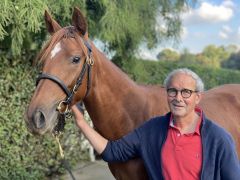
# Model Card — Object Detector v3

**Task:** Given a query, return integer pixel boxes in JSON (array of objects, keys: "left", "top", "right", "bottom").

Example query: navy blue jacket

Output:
[{"left": 101, "top": 112, "right": 240, "bottom": 180}]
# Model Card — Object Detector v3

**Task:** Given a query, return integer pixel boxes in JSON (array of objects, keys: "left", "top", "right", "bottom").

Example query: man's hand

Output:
[
  {"left": 71, "top": 104, "right": 85, "bottom": 128},
  {"left": 71, "top": 103, "right": 108, "bottom": 154}
]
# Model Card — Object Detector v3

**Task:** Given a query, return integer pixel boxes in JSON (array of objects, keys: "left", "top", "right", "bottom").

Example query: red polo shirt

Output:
[{"left": 161, "top": 107, "right": 203, "bottom": 180}]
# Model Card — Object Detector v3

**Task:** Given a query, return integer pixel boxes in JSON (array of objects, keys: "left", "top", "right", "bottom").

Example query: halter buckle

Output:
[
  {"left": 86, "top": 55, "right": 94, "bottom": 66},
  {"left": 73, "top": 84, "right": 78, "bottom": 94}
]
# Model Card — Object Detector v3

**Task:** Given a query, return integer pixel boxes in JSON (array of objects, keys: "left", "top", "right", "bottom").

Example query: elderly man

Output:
[{"left": 72, "top": 68, "right": 240, "bottom": 180}]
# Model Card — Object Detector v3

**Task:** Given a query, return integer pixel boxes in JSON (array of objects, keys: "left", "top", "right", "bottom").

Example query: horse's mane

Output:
[{"left": 36, "top": 26, "right": 80, "bottom": 65}]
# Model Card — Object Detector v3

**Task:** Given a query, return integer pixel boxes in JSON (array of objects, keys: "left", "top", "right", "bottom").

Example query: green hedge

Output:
[
  {"left": 1, "top": 56, "right": 240, "bottom": 179},
  {"left": 122, "top": 58, "right": 240, "bottom": 89}
]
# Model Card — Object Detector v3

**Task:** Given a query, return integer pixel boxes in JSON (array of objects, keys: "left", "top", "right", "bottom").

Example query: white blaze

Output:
[{"left": 50, "top": 42, "right": 61, "bottom": 59}]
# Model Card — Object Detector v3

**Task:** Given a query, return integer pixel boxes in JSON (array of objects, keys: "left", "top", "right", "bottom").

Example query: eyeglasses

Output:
[{"left": 167, "top": 88, "right": 198, "bottom": 98}]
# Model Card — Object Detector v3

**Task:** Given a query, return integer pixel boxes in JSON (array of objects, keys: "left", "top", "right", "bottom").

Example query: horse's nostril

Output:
[{"left": 33, "top": 110, "right": 46, "bottom": 129}]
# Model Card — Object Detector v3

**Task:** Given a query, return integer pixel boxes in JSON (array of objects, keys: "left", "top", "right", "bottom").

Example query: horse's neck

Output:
[
  {"left": 89, "top": 47, "right": 136, "bottom": 93},
  {"left": 84, "top": 46, "right": 167, "bottom": 139}
]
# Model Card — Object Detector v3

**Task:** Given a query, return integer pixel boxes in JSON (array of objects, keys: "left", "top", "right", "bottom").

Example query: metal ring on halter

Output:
[
  {"left": 73, "top": 84, "right": 79, "bottom": 94},
  {"left": 57, "top": 100, "right": 69, "bottom": 114},
  {"left": 87, "top": 56, "right": 94, "bottom": 66}
]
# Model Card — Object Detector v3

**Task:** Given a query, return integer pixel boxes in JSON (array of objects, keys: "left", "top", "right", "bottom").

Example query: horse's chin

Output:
[{"left": 46, "top": 112, "right": 59, "bottom": 134}]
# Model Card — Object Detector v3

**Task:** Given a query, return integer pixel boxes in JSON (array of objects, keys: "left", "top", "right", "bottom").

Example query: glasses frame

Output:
[{"left": 167, "top": 88, "right": 198, "bottom": 98}]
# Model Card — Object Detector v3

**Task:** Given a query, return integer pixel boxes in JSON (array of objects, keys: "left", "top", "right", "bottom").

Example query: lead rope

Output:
[
  {"left": 55, "top": 133, "right": 64, "bottom": 158},
  {"left": 53, "top": 113, "right": 76, "bottom": 180},
  {"left": 53, "top": 133, "right": 76, "bottom": 180}
]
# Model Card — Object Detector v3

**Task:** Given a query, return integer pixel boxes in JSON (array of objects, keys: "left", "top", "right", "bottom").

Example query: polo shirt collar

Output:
[{"left": 169, "top": 107, "right": 203, "bottom": 135}]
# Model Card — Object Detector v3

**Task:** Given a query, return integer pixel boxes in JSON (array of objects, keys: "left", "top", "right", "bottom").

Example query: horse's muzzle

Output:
[
  {"left": 26, "top": 104, "right": 60, "bottom": 135},
  {"left": 32, "top": 109, "right": 46, "bottom": 129}
]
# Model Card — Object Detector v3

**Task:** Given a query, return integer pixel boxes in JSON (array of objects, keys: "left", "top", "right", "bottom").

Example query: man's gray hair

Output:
[{"left": 163, "top": 68, "right": 204, "bottom": 92}]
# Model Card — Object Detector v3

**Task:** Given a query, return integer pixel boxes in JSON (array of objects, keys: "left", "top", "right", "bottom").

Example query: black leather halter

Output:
[{"left": 36, "top": 40, "right": 94, "bottom": 114}]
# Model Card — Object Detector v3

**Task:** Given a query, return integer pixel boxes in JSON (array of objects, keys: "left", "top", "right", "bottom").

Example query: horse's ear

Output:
[
  {"left": 44, "top": 10, "right": 61, "bottom": 35},
  {"left": 72, "top": 7, "right": 87, "bottom": 36}
]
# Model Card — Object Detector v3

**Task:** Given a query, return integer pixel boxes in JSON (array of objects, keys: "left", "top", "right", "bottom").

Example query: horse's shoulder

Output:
[
  {"left": 202, "top": 84, "right": 240, "bottom": 105},
  {"left": 206, "top": 84, "right": 240, "bottom": 95}
]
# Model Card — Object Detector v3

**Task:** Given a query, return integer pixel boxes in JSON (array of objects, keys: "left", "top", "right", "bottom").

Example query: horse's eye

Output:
[{"left": 72, "top": 56, "right": 81, "bottom": 64}]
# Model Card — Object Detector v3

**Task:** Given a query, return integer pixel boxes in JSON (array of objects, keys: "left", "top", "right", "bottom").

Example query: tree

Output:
[
  {"left": 199, "top": 45, "right": 230, "bottom": 68},
  {"left": 225, "top": 44, "right": 239, "bottom": 54},
  {"left": 157, "top": 48, "right": 180, "bottom": 61},
  {"left": 0, "top": 0, "right": 196, "bottom": 64},
  {"left": 179, "top": 48, "right": 196, "bottom": 64},
  {"left": 222, "top": 51, "right": 240, "bottom": 70},
  {"left": 0, "top": 0, "right": 86, "bottom": 60}
]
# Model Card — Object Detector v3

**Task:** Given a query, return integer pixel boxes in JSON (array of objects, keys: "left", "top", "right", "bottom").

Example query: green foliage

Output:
[
  {"left": 0, "top": 0, "right": 13, "bottom": 40},
  {"left": 123, "top": 58, "right": 240, "bottom": 90},
  {"left": 157, "top": 45, "right": 238, "bottom": 70},
  {"left": 0, "top": 0, "right": 195, "bottom": 63},
  {"left": 157, "top": 48, "right": 180, "bottom": 61},
  {"left": 103, "top": 0, "right": 196, "bottom": 60},
  {"left": 222, "top": 51, "right": 240, "bottom": 70},
  {"left": 178, "top": 48, "right": 197, "bottom": 64},
  {"left": 0, "top": 55, "right": 90, "bottom": 179},
  {"left": 199, "top": 45, "right": 230, "bottom": 68},
  {"left": 0, "top": 0, "right": 85, "bottom": 59}
]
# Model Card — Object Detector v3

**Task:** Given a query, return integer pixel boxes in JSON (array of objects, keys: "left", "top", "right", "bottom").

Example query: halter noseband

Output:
[{"left": 36, "top": 40, "right": 94, "bottom": 114}]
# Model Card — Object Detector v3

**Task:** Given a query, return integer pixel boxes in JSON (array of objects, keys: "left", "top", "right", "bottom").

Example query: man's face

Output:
[{"left": 167, "top": 73, "right": 202, "bottom": 119}]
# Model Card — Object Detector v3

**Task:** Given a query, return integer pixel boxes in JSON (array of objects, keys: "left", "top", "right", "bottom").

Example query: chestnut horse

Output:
[{"left": 26, "top": 7, "right": 240, "bottom": 180}]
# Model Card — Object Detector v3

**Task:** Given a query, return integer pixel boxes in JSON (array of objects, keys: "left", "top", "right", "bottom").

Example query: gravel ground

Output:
[{"left": 50, "top": 160, "right": 115, "bottom": 180}]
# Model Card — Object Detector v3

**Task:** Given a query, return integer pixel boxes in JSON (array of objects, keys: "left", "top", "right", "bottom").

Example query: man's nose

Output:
[{"left": 175, "top": 91, "right": 183, "bottom": 101}]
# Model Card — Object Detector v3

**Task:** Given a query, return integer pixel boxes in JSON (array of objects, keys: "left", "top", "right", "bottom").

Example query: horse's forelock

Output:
[{"left": 36, "top": 26, "right": 79, "bottom": 65}]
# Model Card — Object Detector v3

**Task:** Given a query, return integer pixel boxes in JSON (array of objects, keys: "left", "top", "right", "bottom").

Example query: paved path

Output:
[{"left": 52, "top": 160, "right": 115, "bottom": 180}]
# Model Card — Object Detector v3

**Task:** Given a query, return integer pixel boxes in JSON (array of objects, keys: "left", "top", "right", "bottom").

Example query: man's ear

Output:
[
  {"left": 195, "top": 92, "right": 202, "bottom": 105},
  {"left": 44, "top": 10, "right": 62, "bottom": 35}
]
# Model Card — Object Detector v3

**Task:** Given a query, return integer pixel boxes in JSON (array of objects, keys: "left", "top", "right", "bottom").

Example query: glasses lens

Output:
[
  {"left": 181, "top": 89, "right": 192, "bottom": 98},
  {"left": 167, "top": 88, "right": 177, "bottom": 97}
]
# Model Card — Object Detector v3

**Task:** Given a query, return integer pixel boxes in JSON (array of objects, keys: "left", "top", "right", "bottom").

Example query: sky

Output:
[{"left": 138, "top": 0, "right": 240, "bottom": 60}]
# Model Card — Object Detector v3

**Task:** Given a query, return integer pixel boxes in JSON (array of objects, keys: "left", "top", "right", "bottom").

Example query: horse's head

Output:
[{"left": 26, "top": 7, "right": 93, "bottom": 135}]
